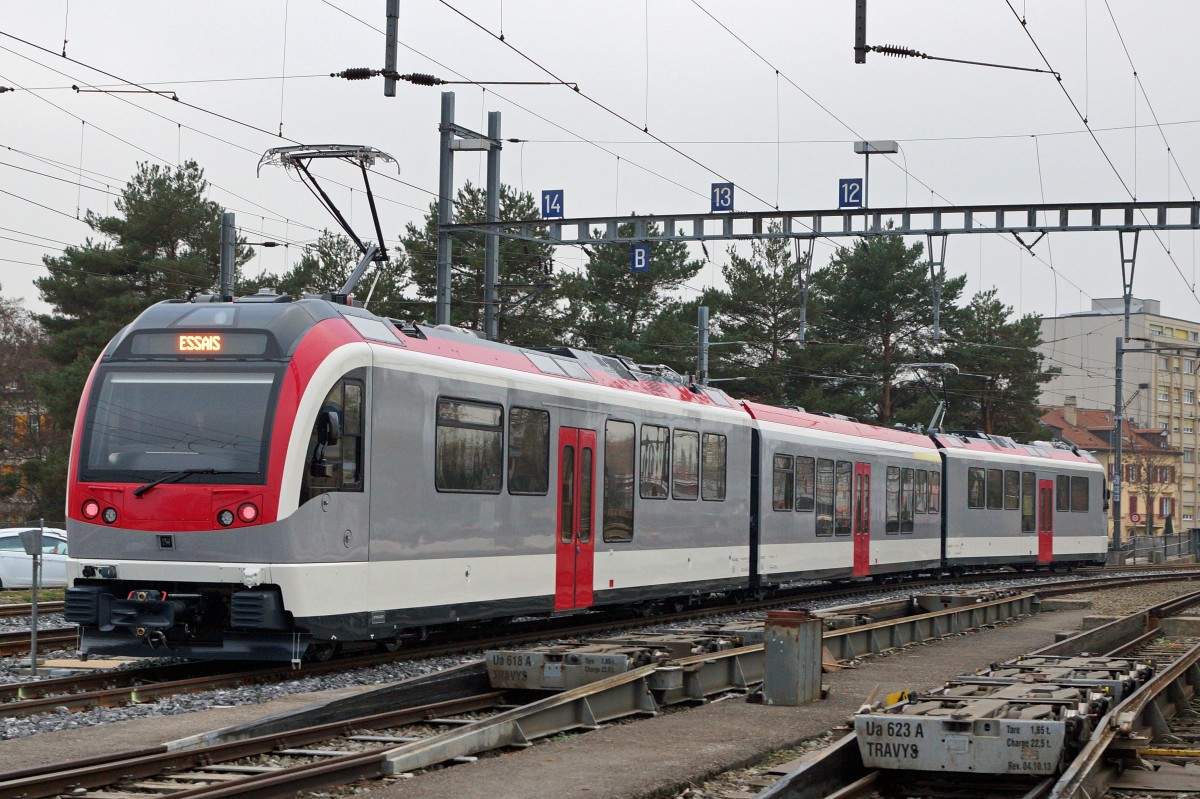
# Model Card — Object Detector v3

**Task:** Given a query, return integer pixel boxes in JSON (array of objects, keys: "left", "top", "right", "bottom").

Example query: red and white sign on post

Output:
[{"left": 1129, "top": 512, "right": 1142, "bottom": 524}]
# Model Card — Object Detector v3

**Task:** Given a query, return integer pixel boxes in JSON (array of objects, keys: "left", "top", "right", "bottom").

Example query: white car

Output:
[{"left": 0, "top": 528, "right": 70, "bottom": 589}]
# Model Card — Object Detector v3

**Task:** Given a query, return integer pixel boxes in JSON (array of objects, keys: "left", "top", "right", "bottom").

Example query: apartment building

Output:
[
  {"left": 1039, "top": 400, "right": 1181, "bottom": 542},
  {"left": 1038, "top": 297, "right": 1198, "bottom": 527}
]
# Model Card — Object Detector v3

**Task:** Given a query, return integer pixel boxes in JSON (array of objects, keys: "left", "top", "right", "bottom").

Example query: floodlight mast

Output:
[{"left": 258, "top": 145, "right": 397, "bottom": 295}]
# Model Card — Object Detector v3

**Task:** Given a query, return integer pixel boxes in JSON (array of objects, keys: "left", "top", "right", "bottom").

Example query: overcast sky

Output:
[{"left": 4, "top": 1, "right": 1200, "bottom": 331}]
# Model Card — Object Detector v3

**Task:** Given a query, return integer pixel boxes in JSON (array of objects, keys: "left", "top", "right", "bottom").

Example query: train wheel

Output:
[
  {"left": 307, "top": 643, "right": 338, "bottom": 662},
  {"left": 376, "top": 637, "right": 402, "bottom": 653}
]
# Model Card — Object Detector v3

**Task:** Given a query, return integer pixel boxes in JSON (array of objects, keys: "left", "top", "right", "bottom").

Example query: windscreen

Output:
[{"left": 82, "top": 369, "right": 278, "bottom": 480}]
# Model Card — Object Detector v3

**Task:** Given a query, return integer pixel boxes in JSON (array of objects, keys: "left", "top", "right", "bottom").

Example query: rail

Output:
[{"left": 758, "top": 588, "right": 1200, "bottom": 799}]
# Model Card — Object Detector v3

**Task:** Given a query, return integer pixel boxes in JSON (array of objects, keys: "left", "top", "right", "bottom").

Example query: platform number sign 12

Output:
[
  {"left": 839, "top": 178, "right": 863, "bottom": 209},
  {"left": 711, "top": 182, "right": 734, "bottom": 213},
  {"left": 630, "top": 243, "right": 650, "bottom": 273},
  {"left": 541, "top": 189, "right": 564, "bottom": 219}
]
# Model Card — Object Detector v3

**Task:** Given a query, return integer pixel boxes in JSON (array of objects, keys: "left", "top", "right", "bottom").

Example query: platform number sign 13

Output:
[
  {"left": 541, "top": 189, "right": 564, "bottom": 219},
  {"left": 630, "top": 243, "right": 650, "bottom": 273},
  {"left": 839, "top": 178, "right": 863, "bottom": 209},
  {"left": 711, "top": 182, "right": 734, "bottom": 213}
]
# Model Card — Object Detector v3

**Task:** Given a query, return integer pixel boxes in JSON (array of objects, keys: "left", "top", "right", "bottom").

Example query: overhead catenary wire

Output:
[
  {"left": 1102, "top": 0, "right": 1196, "bottom": 201},
  {"left": 0, "top": 33, "right": 439, "bottom": 215},
  {"left": 433, "top": 0, "right": 781, "bottom": 210},
  {"left": 1003, "top": 0, "right": 1200, "bottom": 309},
  {"left": 0, "top": 57, "right": 332, "bottom": 231},
  {"left": 313, "top": 0, "right": 710, "bottom": 205},
  {"left": 685, "top": 0, "right": 1097, "bottom": 308},
  {"left": 0, "top": 6, "right": 1171, "bottom": 355}
]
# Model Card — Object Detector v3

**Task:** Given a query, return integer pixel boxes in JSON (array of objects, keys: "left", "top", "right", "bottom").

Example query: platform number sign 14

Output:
[
  {"left": 541, "top": 189, "right": 564, "bottom": 219},
  {"left": 839, "top": 178, "right": 863, "bottom": 209},
  {"left": 711, "top": 182, "right": 734, "bottom": 213}
]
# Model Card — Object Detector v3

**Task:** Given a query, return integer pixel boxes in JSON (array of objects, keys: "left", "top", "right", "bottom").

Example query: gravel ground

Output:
[
  {"left": 1055, "top": 578, "right": 1200, "bottom": 616},
  {"left": 664, "top": 577, "right": 1200, "bottom": 799},
  {"left": 0, "top": 569, "right": 1195, "bottom": 744}
]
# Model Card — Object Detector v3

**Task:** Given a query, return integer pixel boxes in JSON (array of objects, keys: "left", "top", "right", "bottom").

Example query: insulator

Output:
[
  {"left": 337, "top": 68, "right": 377, "bottom": 81},
  {"left": 873, "top": 44, "right": 920, "bottom": 58},
  {"left": 401, "top": 72, "right": 445, "bottom": 86}
]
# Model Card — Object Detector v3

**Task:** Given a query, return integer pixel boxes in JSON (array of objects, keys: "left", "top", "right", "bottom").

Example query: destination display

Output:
[{"left": 128, "top": 331, "right": 271, "bottom": 357}]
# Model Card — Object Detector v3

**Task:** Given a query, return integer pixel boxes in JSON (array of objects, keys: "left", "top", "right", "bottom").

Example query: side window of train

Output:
[
  {"left": 986, "top": 469, "right": 1004, "bottom": 510},
  {"left": 967, "top": 467, "right": 986, "bottom": 509},
  {"left": 900, "top": 467, "right": 915, "bottom": 533},
  {"left": 435, "top": 398, "right": 503, "bottom": 493},
  {"left": 885, "top": 466, "right": 900, "bottom": 533},
  {"left": 1071, "top": 476, "right": 1090, "bottom": 512},
  {"left": 915, "top": 470, "right": 928, "bottom": 514},
  {"left": 1004, "top": 470, "right": 1020, "bottom": 510},
  {"left": 701, "top": 433, "right": 727, "bottom": 501},
  {"left": 795, "top": 457, "right": 815, "bottom": 512},
  {"left": 603, "top": 420, "right": 636, "bottom": 542},
  {"left": 302, "top": 378, "right": 365, "bottom": 503},
  {"left": 1056, "top": 475, "right": 1071, "bottom": 511},
  {"left": 773, "top": 454, "right": 795, "bottom": 511},
  {"left": 834, "top": 460, "right": 853, "bottom": 535},
  {"left": 508, "top": 407, "right": 550, "bottom": 495},
  {"left": 672, "top": 429, "right": 700, "bottom": 500},
  {"left": 640, "top": 424, "right": 670, "bottom": 499},
  {"left": 815, "top": 458, "right": 834, "bottom": 535},
  {"left": 928, "top": 471, "right": 940, "bottom": 513},
  {"left": 1021, "top": 471, "right": 1036, "bottom": 532}
]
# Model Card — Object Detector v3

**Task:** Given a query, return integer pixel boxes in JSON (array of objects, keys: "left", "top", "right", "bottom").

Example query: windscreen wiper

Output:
[{"left": 132, "top": 468, "right": 238, "bottom": 498}]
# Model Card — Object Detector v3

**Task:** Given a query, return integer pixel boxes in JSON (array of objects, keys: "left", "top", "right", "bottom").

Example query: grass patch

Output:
[{"left": 0, "top": 588, "right": 66, "bottom": 604}]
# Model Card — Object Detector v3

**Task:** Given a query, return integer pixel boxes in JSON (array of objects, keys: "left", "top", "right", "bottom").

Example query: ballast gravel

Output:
[{"left": 0, "top": 569, "right": 1194, "bottom": 743}]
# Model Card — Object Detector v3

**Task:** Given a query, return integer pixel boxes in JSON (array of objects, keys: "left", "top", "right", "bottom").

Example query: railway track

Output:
[
  {"left": 0, "top": 568, "right": 1195, "bottom": 721},
  {"left": 0, "top": 600, "right": 64, "bottom": 618},
  {"left": 0, "top": 573, "right": 1195, "bottom": 799},
  {"left": 0, "top": 626, "right": 76, "bottom": 657},
  {"left": 2, "top": 568, "right": 1190, "bottom": 720},
  {"left": 0, "top": 685, "right": 506, "bottom": 799},
  {"left": 756, "top": 588, "right": 1200, "bottom": 799}
]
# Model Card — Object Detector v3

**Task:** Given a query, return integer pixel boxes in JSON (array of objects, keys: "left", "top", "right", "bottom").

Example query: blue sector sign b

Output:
[{"left": 631, "top": 243, "right": 650, "bottom": 273}]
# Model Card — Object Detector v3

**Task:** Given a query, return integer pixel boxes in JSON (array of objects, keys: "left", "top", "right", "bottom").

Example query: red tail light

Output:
[
  {"left": 82, "top": 500, "right": 100, "bottom": 519},
  {"left": 238, "top": 503, "right": 259, "bottom": 523}
]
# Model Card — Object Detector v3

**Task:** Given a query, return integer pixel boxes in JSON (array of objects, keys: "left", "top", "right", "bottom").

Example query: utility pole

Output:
[
  {"left": 436, "top": 94, "right": 455, "bottom": 326},
  {"left": 796, "top": 238, "right": 814, "bottom": 348},
  {"left": 483, "top": 111, "right": 502, "bottom": 341},
  {"left": 1111, "top": 230, "right": 1140, "bottom": 555},
  {"left": 383, "top": 0, "right": 399, "bottom": 97},
  {"left": 220, "top": 212, "right": 235, "bottom": 301},
  {"left": 1113, "top": 334, "right": 1126, "bottom": 556},
  {"left": 435, "top": 92, "right": 502, "bottom": 333},
  {"left": 697, "top": 305, "right": 710, "bottom": 385}
]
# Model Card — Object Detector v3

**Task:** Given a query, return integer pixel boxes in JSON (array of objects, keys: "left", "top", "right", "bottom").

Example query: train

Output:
[{"left": 62, "top": 291, "right": 1109, "bottom": 662}]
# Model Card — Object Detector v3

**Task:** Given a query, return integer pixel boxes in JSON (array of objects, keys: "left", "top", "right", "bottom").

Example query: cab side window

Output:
[{"left": 301, "top": 378, "right": 366, "bottom": 504}]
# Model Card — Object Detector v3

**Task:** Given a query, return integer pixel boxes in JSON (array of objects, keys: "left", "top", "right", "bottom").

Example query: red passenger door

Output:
[
  {"left": 853, "top": 462, "right": 871, "bottom": 576},
  {"left": 1038, "top": 479, "right": 1054, "bottom": 564},
  {"left": 555, "top": 428, "right": 597, "bottom": 610}
]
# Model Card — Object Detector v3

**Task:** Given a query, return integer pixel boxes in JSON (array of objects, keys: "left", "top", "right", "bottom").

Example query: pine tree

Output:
[
  {"left": 242, "top": 230, "right": 411, "bottom": 319},
  {"left": 558, "top": 221, "right": 703, "bottom": 370},
  {"left": 943, "top": 289, "right": 1059, "bottom": 435},
  {"left": 399, "top": 183, "right": 557, "bottom": 345},
  {"left": 0, "top": 288, "right": 49, "bottom": 523},
  {"left": 806, "top": 235, "right": 965, "bottom": 425},
  {"left": 709, "top": 229, "right": 804, "bottom": 404},
  {"left": 30, "top": 160, "right": 245, "bottom": 511}
]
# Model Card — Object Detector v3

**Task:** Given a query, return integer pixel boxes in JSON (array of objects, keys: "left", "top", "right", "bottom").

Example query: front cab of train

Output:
[{"left": 63, "top": 296, "right": 364, "bottom": 662}]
